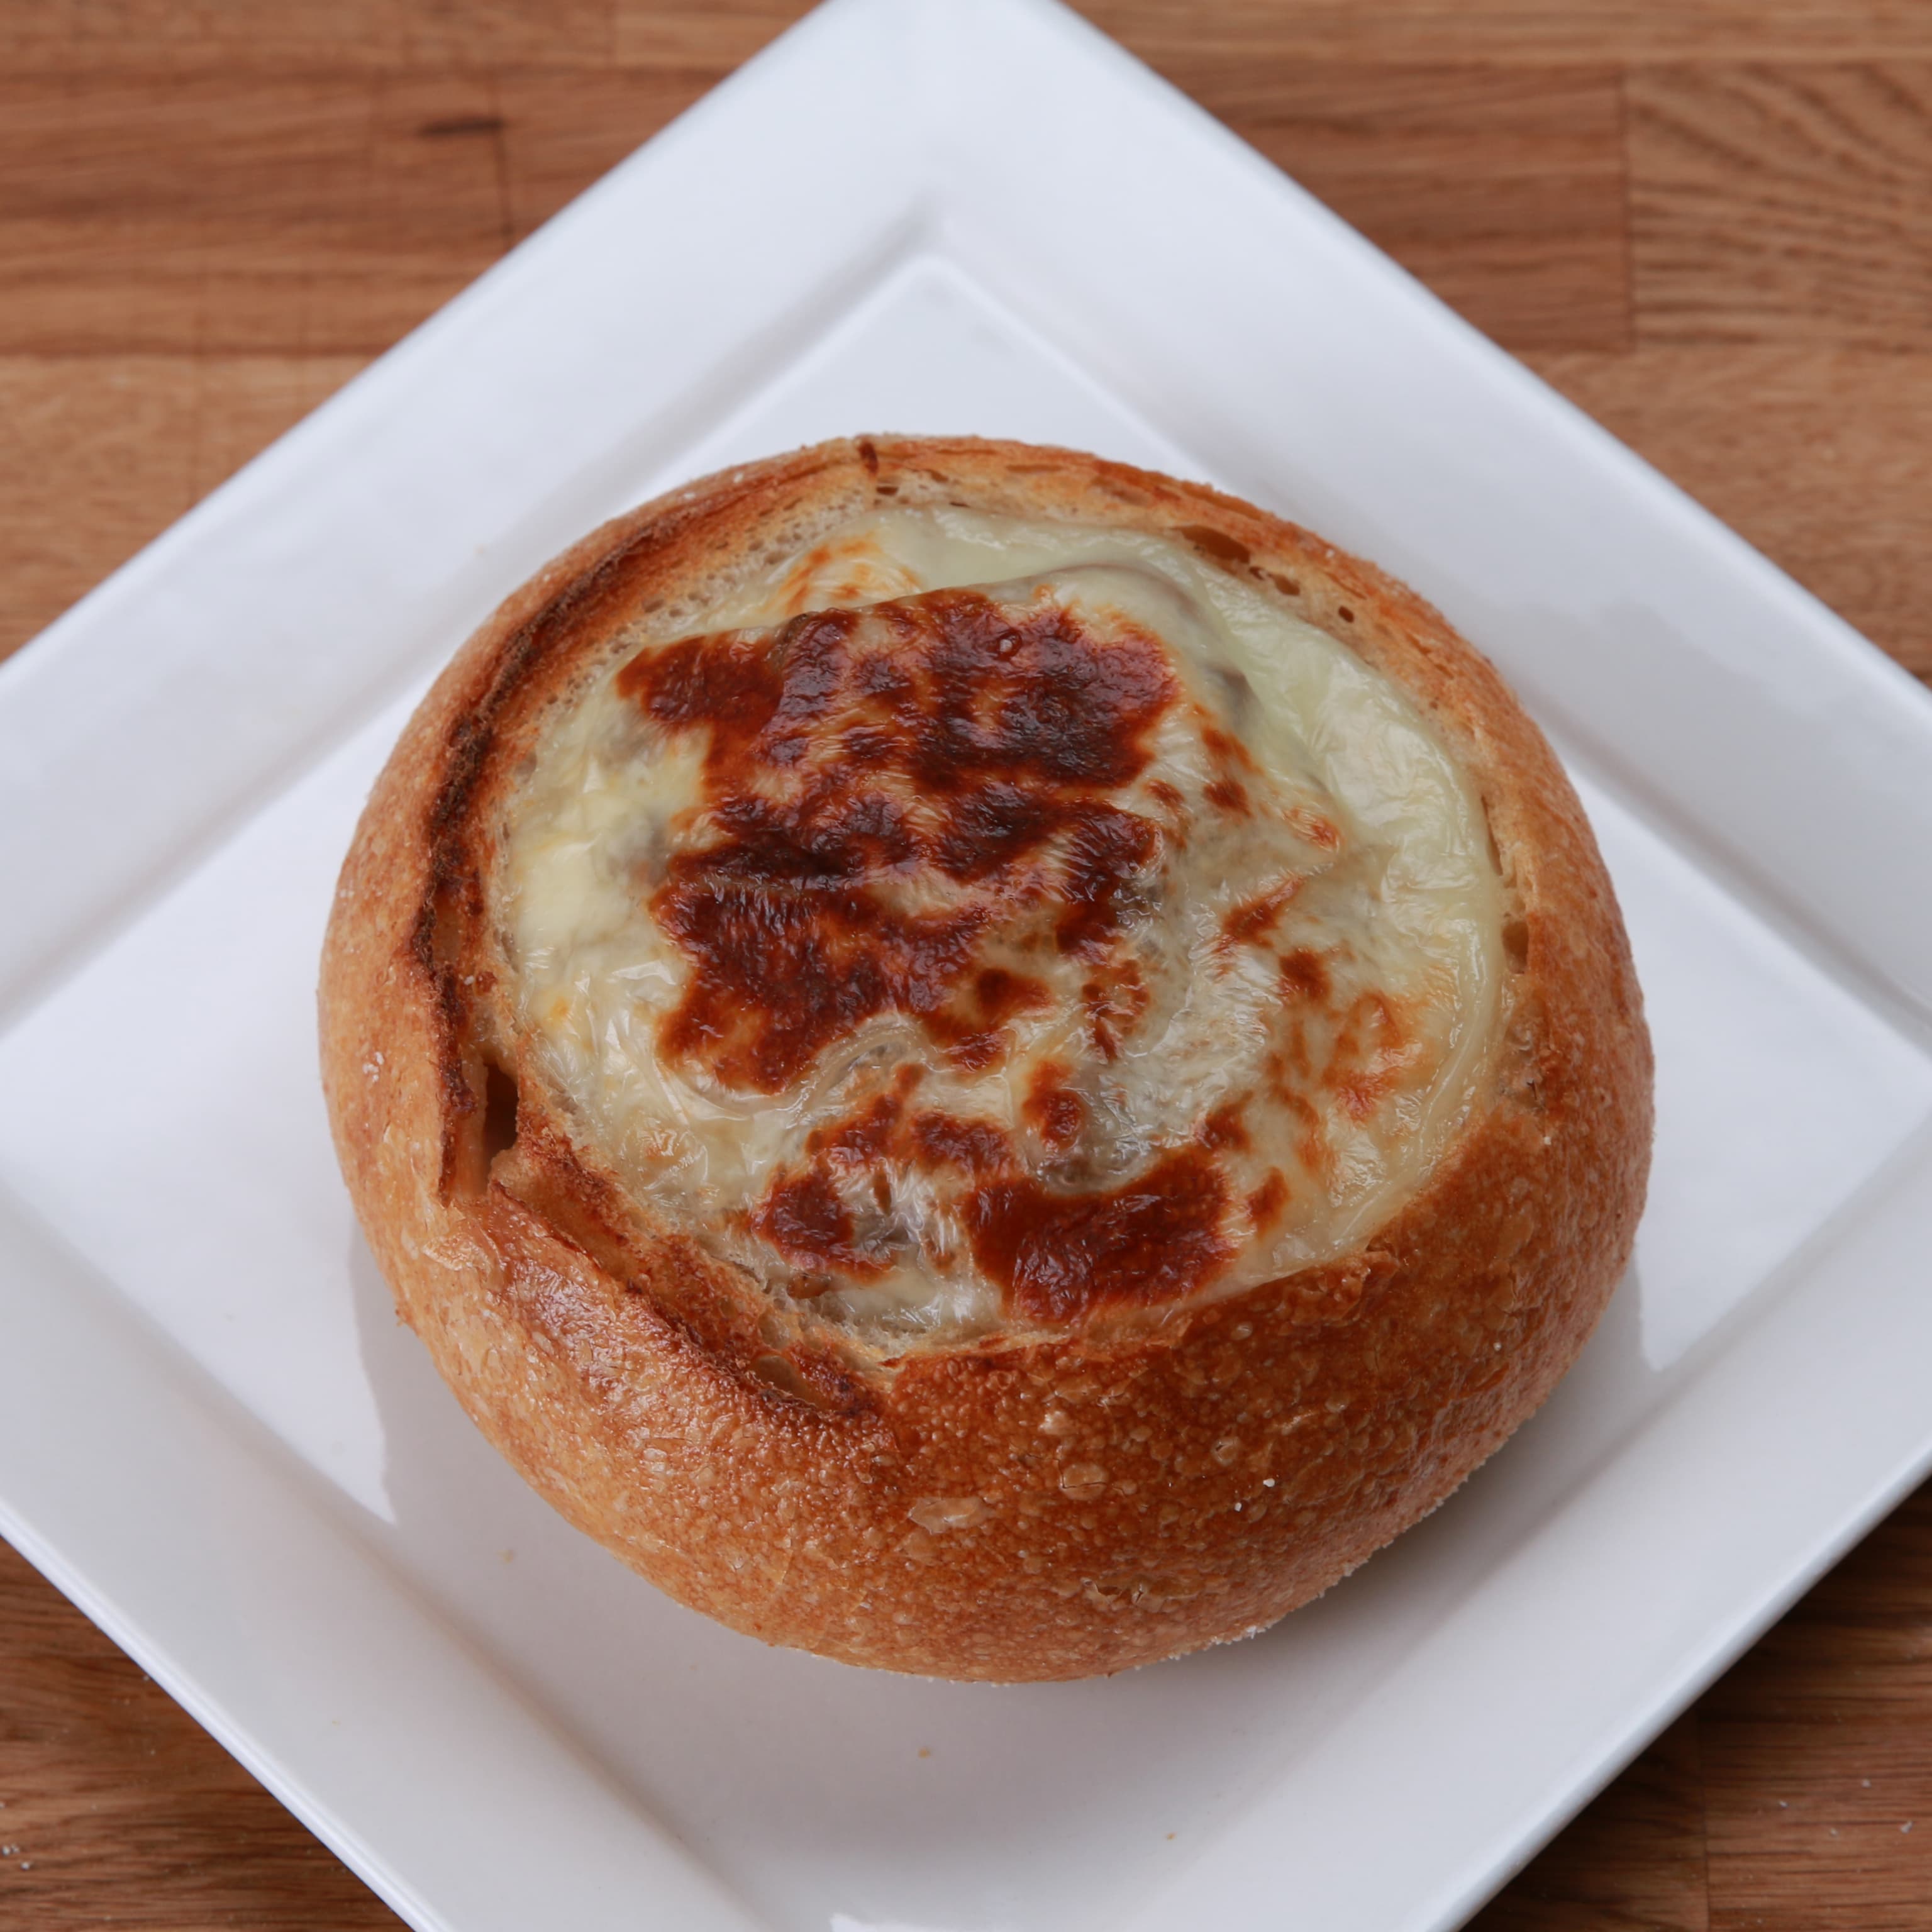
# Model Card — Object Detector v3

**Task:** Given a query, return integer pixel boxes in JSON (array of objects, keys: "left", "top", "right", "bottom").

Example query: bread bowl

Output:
[{"left": 319, "top": 435, "right": 1652, "bottom": 1682}]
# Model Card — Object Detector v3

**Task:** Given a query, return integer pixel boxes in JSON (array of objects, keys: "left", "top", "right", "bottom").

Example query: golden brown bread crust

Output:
[{"left": 319, "top": 436, "right": 1652, "bottom": 1681}]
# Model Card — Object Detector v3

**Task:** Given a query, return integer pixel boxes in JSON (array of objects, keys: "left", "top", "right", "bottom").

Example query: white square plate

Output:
[{"left": 3, "top": 3, "right": 1931, "bottom": 1928}]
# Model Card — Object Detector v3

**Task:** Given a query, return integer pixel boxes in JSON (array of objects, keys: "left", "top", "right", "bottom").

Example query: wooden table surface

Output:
[{"left": 3, "top": 2, "right": 1930, "bottom": 1926}]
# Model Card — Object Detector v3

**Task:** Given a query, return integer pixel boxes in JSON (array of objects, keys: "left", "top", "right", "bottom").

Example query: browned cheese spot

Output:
[
  {"left": 1323, "top": 992, "right": 1419, "bottom": 1124},
  {"left": 1279, "top": 948, "right": 1331, "bottom": 1004},
  {"left": 616, "top": 590, "right": 1176, "bottom": 1096},
  {"left": 752, "top": 1167, "right": 891, "bottom": 1284},
  {"left": 965, "top": 1150, "right": 1233, "bottom": 1323},
  {"left": 1223, "top": 878, "right": 1302, "bottom": 948},
  {"left": 1246, "top": 1169, "right": 1290, "bottom": 1231},
  {"left": 1024, "top": 1062, "right": 1086, "bottom": 1153}
]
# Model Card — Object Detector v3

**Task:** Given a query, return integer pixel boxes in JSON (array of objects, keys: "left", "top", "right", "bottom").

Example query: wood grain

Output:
[
  {"left": 1164, "top": 64, "right": 1631, "bottom": 350},
  {"left": 0, "top": 0, "right": 617, "bottom": 71},
  {"left": 608, "top": 3, "right": 1932, "bottom": 69},
  {"left": 14, "top": 2, "right": 1932, "bottom": 74},
  {"left": 1470, "top": 1484, "right": 1932, "bottom": 1931},
  {"left": 497, "top": 68, "right": 719, "bottom": 238},
  {"left": 1631, "top": 64, "right": 1932, "bottom": 348},
  {"left": 0, "top": 74, "right": 506, "bottom": 355},
  {"left": 1471, "top": 1715, "right": 1711, "bottom": 1932},
  {"left": 1084, "top": 2, "right": 1932, "bottom": 65},
  {"left": 2, "top": 3, "right": 1931, "bottom": 1928},
  {"left": 0, "top": 1540, "right": 404, "bottom": 1928},
  {"left": 1528, "top": 346, "right": 1932, "bottom": 683},
  {"left": 1701, "top": 1480, "right": 1932, "bottom": 1931},
  {"left": 0, "top": 356, "right": 365, "bottom": 655},
  {"left": 0, "top": 67, "right": 745, "bottom": 359}
]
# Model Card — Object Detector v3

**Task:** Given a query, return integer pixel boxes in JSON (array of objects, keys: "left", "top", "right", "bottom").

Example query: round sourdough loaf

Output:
[{"left": 319, "top": 436, "right": 1651, "bottom": 1681}]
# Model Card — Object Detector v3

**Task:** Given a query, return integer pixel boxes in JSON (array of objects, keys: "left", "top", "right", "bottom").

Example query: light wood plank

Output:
[
  {"left": 1631, "top": 64, "right": 1932, "bottom": 350},
  {"left": 497, "top": 66, "right": 723, "bottom": 239},
  {"left": 608, "top": 3, "right": 1932, "bottom": 70},
  {"left": 0, "top": 356, "right": 195, "bottom": 659},
  {"left": 610, "top": 0, "right": 804, "bottom": 70},
  {"left": 0, "top": 355, "right": 365, "bottom": 662},
  {"left": 1528, "top": 346, "right": 1932, "bottom": 683}
]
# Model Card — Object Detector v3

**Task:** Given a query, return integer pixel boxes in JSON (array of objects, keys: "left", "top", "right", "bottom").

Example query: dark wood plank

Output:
[
  {"left": 0, "top": 73, "right": 506, "bottom": 355},
  {"left": 604, "top": 3, "right": 1932, "bottom": 70},
  {"left": 1472, "top": 1716, "right": 1710, "bottom": 1932},
  {"left": 1478, "top": 1479, "right": 1932, "bottom": 1930},
  {"left": 0, "top": 1538, "right": 406, "bottom": 1928},
  {"left": 11, "top": 2, "right": 1932, "bottom": 77},
  {"left": 0, "top": 68, "right": 748, "bottom": 357},
  {"left": 0, "top": 356, "right": 194, "bottom": 658},
  {"left": 1078, "top": 4, "right": 1932, "bottom": 65},
  {"left": 0, "top": 0, "right": 616, "bottom": 71},
  {"left": 508, "top": 54, "right": 1633, "bottom": 350},
  {"left": 1164, "top": 63, "right": 1629, "bottom": 351},
  {"left": 0, "top": 62, "right": 1625, "bottom": 360},
  {"left": 1703, "top": 1479, "right": 1932, "bottom": 1931}
]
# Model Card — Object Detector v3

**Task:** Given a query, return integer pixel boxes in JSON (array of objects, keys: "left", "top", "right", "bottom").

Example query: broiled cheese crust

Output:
[{"left": 319, "top": 437, "right": 1652, "bottom": 1681}]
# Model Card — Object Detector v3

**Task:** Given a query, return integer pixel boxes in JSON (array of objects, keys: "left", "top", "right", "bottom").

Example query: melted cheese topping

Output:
[{"left": 497, "top": 508, "right": 1504, "bottom": 1340}]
